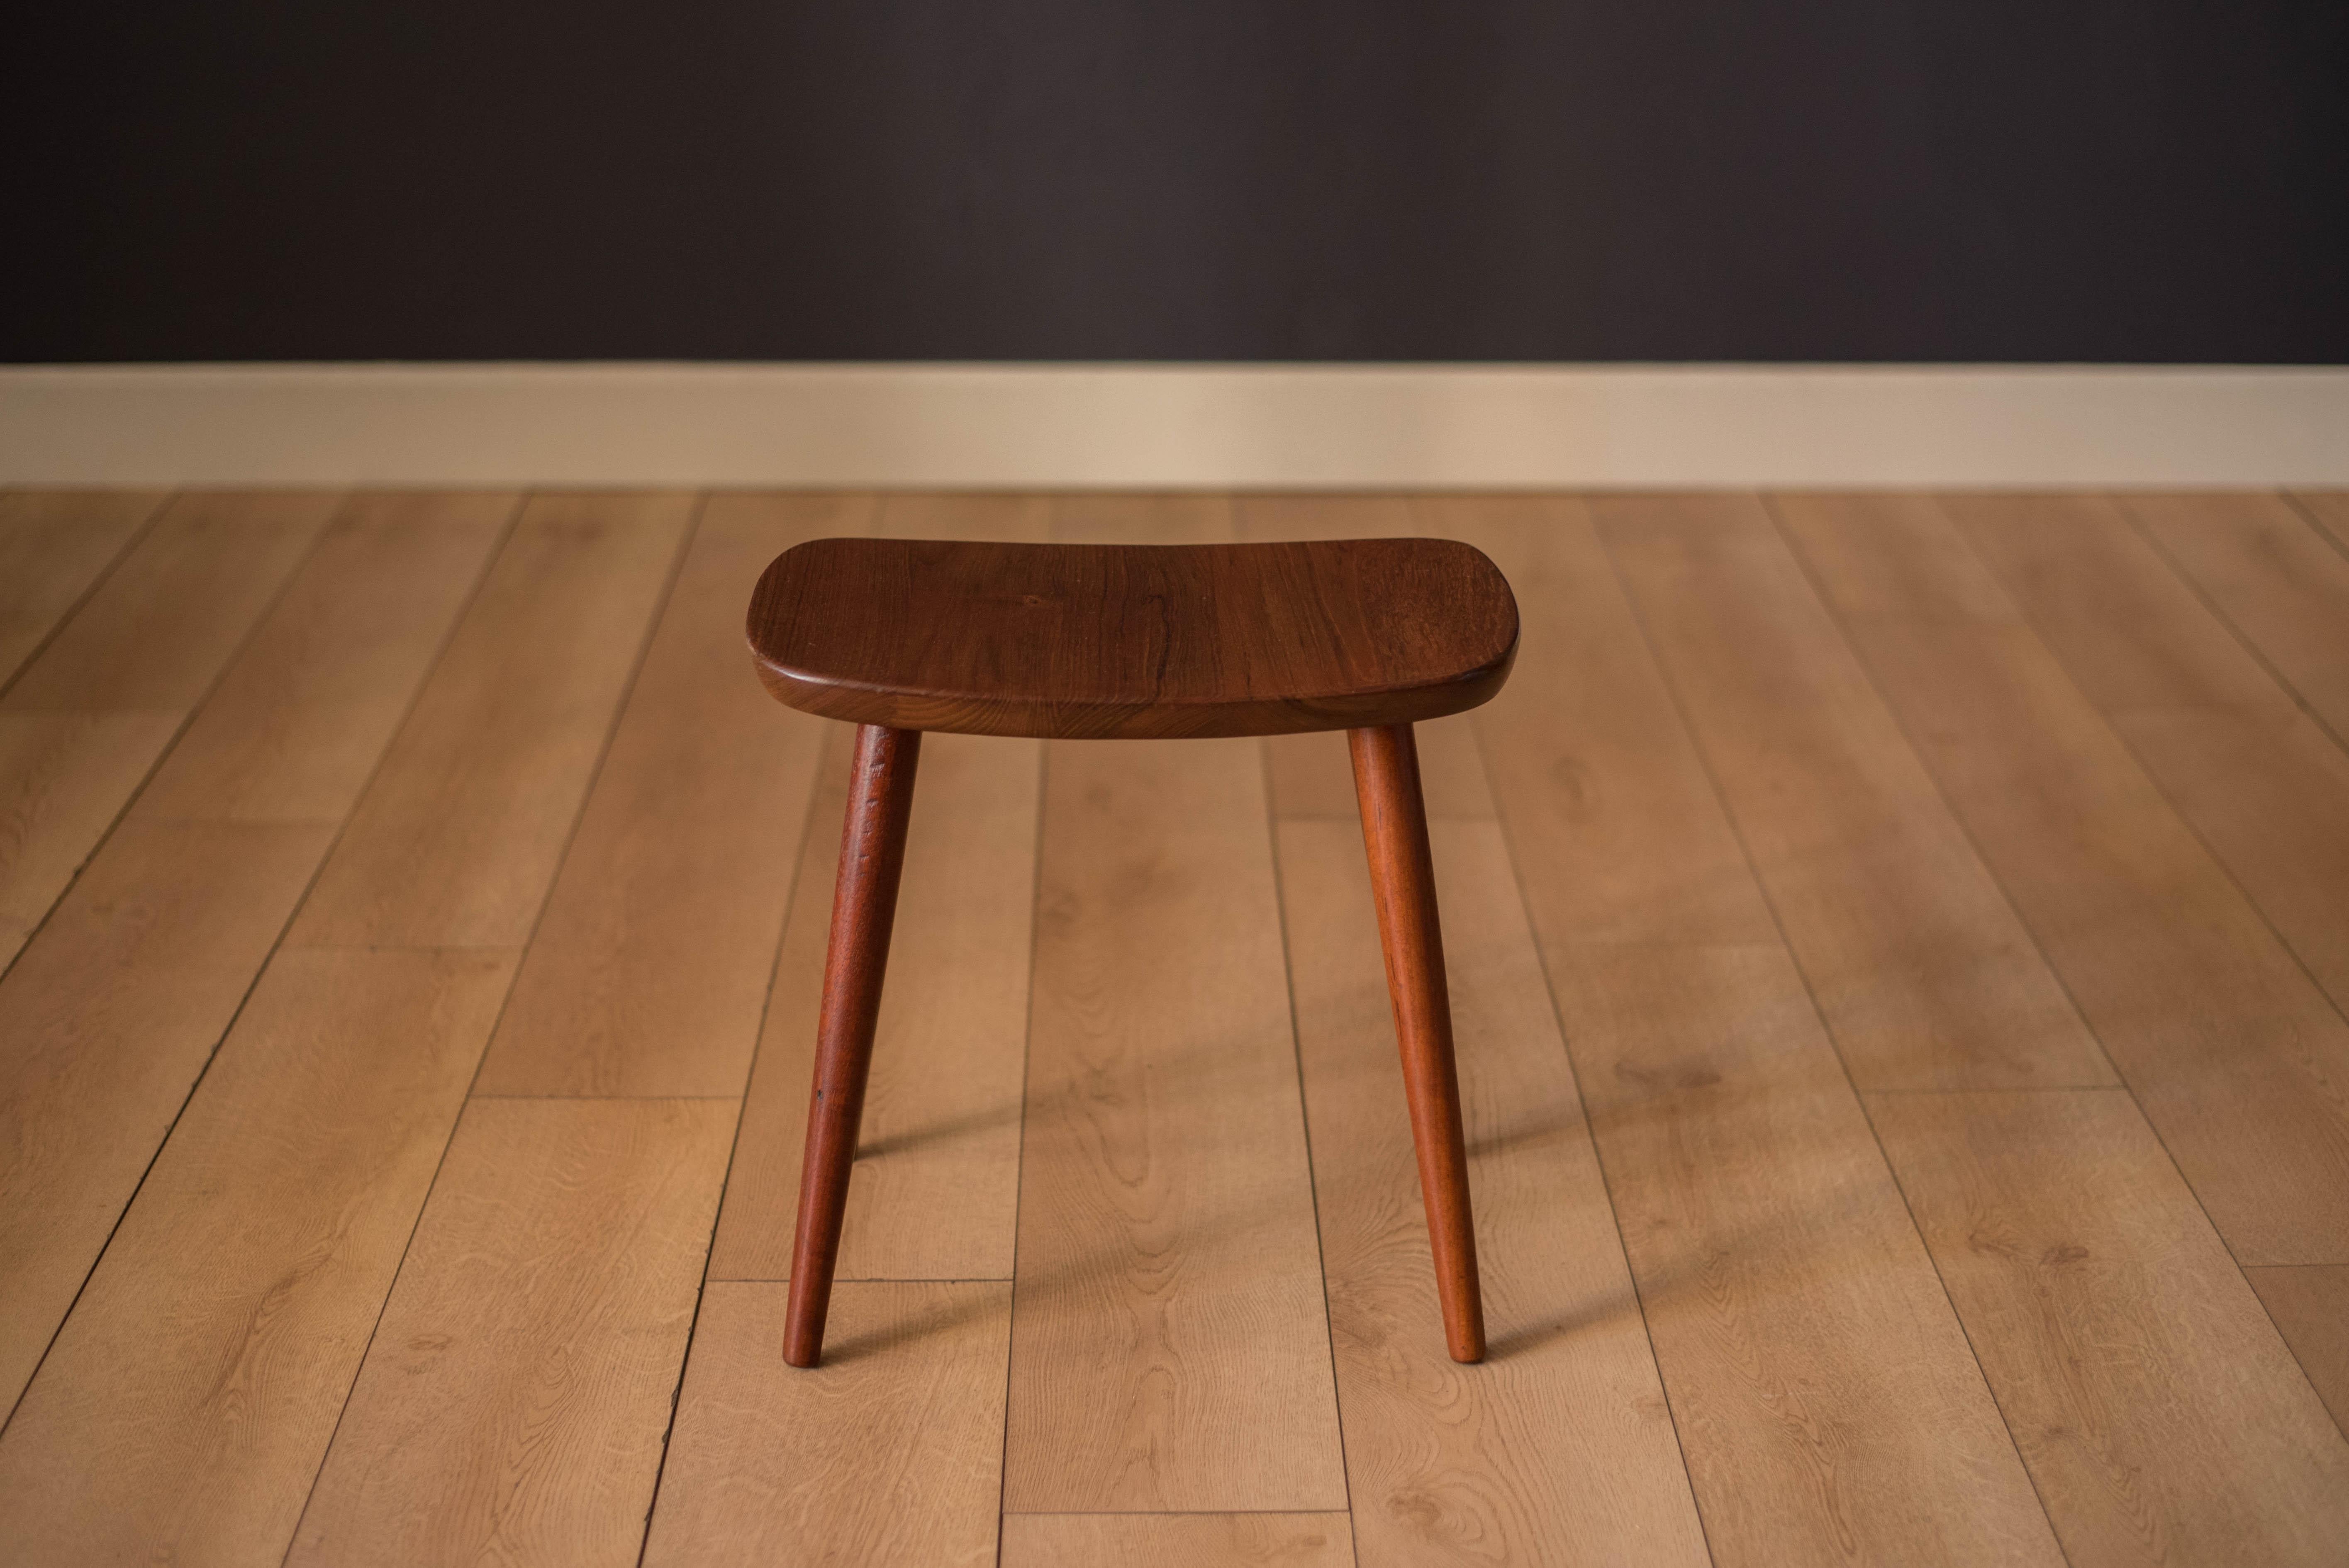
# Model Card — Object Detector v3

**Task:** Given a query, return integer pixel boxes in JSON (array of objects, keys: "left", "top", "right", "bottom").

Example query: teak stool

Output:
[{"left": 746, "top": 536, "right": 1519, "bottom": 1367}]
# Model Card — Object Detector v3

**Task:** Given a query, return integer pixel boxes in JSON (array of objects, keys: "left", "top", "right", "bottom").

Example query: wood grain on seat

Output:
[{"left": 745, "top": 537, "right": 1518, "bottom": 738}]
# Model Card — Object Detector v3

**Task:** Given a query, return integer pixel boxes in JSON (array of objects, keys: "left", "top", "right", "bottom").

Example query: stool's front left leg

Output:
[
  {"left": 785, "top": 722, "right": 922, "bottom": 1367},
  {"left": 1349, "top": 721, "right": 1486, "bottom": 1363}
]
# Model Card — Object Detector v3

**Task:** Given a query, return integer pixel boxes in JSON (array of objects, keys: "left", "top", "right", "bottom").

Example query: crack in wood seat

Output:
[{"left": 746, "top": 536, "right": 1520, "bottom": 739}]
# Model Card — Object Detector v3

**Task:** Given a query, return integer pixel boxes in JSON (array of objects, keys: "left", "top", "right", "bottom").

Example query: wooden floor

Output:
[{"left": 3, "top": 489, "right": 2349, "bottom": 1567}]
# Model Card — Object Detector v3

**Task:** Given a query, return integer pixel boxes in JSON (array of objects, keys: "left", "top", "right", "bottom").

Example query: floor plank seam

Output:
[
  {"left": 468, "top": 1093, "right": 744, "bottom": 1102},
  {"left": 278, "top": 941, "right": 533, "bottom": 954},
  {"left": 2080, "top": 523, "right": 2349, "bottom": 1045},
  {"left": 2250, "top": 1261, "right": 2349, "bottom": 1271},
  {"left": 1456, "top": 617, "right": 1720, "bottom": 1568},
  {"left": 274, "top": 488, "right": 704, "bottom": 1566},
  {"left": 709, "top": 1276, "right": 1018, "bottom": 1286},
  {"left": 637, "top": 601, "right": 843, "bottom": 1567},
  {"left": 992, "top": 727, "right": 1048, "bottom": 1568},
  {"left": 445, "top": 490, "right": 701, "bottom": 1128},
  {"left": 632, "top": 1083, "right": 752, "bottom": 1566},
  {"left": 416, "top": 490, "right": 702, "bottom": 1563},
  {"left": 2243, "top": 1262, "right": 2349, "bottom": 1446},
  {"left": 2122, "top": 504, "right": 2349, "bottom": 762},
  {"left": 1774, "top": 490, "right": 2349, "bottom": 1496},
  {"left": 243, "top": 491, "right": 535, "bottom": 1565},
  {"left": 1993, "top": 527, "right": 2349, "bottom": 1419},
  {"left": 1255, "top": 734, "right": 1362, "bottom": 1568},
  {"left": 131, "top": 814, "right": 349, "bottom": 828},
  {"left": 2029, "top": 667, "right": 2349, "bottom": 1052},
  {"left": 1928, "top": 501, "right": 2349, "bottom": 1219},
  {"left": 1867, "top": 1085, "right": 2134, "bottom": 1096},
  {"left": 1001, "top": 1508, "right": 1356, "bottom": 1517},
  {"left": 1757, "top": 492, "right": 2132, "bottom": 1093},
  {"left": 0, "top": 493, "right": 343, "bottom": 993},
  {"left": 0, "top": 493, "right": 356, "bottom": 1434},
  {"left": 2283, "top": 491, "right": 2349, "bottom": 561},
  {"left": 1597, "top": 503, "right": 2078, "bottom": 1568},
  {"left": 0, "top": 838, "right": 311, "bottom": 1442},
  {"left": 0, "top": 488, "right": 172, "bottom": 706}
]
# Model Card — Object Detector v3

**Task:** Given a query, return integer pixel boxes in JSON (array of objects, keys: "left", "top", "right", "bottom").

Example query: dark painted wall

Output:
[{"left": 6, "top": 2, "right": 2345, "bottom": 362}]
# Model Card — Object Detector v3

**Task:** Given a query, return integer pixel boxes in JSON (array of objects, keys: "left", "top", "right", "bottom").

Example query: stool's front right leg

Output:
[
  {"left": 1349, "top": 721, "right": 1487, "bottom": 1363},
  {"left": 785, "top": 722, "right": 922, "bottom": 1368}
]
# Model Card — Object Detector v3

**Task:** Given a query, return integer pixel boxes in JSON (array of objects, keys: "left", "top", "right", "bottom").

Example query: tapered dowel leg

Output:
[
  {"left": 1349, "top": 723, "right": 1486, "bottom": 1362},
  {"left": 784, "top": 723, "right": 922, "bottom": 1368}
]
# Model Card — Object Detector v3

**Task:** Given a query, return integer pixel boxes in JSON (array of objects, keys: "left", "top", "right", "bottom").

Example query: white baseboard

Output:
[{"left": 2, "top": 363, "right": 2344, "bottom": 487}]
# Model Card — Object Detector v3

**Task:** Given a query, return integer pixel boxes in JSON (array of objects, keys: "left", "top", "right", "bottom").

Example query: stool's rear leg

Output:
[
  {"left": 1348, "top": 722, "right": 1487, "bottom": 1363},
  {"left": 785, "top": 723, "right": 922, "bottom": 1367}
]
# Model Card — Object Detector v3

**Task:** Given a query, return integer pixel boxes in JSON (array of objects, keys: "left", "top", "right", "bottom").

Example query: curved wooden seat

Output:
[{"left": 746, "top": 536, "right": 1518, "bottom": 739}]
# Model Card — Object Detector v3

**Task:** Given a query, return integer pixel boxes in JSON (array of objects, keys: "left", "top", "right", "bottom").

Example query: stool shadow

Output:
[
  {"left": 1480, "top": 1293, "right": 1638, "bottom": 1362},
  {"left": 853, "top": 1098, "right": 1021, "bottom": 1160},
  {"left": 819, "top": 1284, "right": 1011, "bottom": 1365}
]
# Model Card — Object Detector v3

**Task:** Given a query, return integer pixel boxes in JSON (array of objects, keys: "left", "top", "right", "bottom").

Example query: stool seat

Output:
[{"left": 746, "top": 536, "right": 1519, "bottom": 739}]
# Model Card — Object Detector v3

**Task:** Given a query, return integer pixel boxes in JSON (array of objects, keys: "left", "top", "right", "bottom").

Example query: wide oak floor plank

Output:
[
  {"left": 131, "top": 492, "right": 516, "bottom": 824},
  {"left": 643, "top": 1281, "right": 1011, "bottom": 1568},
  {"left": 1279, "top": 814, "right": 1708, "bottom": 1567},
  {"left": 1001, "top": 1512, "right": 1355, "bottom": 1568},
  {"left": 2122, "top": 492, "right": 2349, "bottom": 744},
  {"left": 0, "top": 491, "right": 342, "bottom": 966},
  {"left": 1610, "top": 490, "right": 2349, "bottom": 1560},
  {"left": 2245, "top": 1265, "right": 2349, "bottom": 1437},
  {"left": 1947, "top": 491, "right": 2349, "bottom": 1018},
  {"left": 1003, "top": 495, "right": 1346, "bottom": 1512},
  {"left": 1776, "top": 492, "right": 2349, "bottom": 1264},
  {"left": 0, "top": 947, "right": 517, "bottom": 1565},
  {"left": 2293, "top": 491, "right": 2349, "bottom": 553},
  {"left": 0, "top": 709, "right": 182, "bottom": 965},
  {"left": 475, "top": 494, "right": 869, "bottom": 1096},
  {"left": 1438, "top": 495, "right": 2064, "bottom": 1567},
  {"left": 1554, "top": 945, "right": 2064, "bottom": 1567},
  {"left": 1004, "top": 735, "right": 1348, "bottom": 1513},
  {"left": 1599, "top": 492, "right": 2110, "bottom": 1090},
  {"left": 3, "top": 493, "right": 503, "bottom": 968},
  {"left": 288, "top": 1098, "right": 734, "bottom": 1568},
  {"left": 1423, "top": 497, "right": 1777, "bottom": 946},
  {"left": 1947, "top": 495, "right": 2295, "bottom": 719},
  {"left": 3, "top": 490, "right": 340, "bottom": 712},
  {"left": 2095, "top": 708, "right": 2349, "bottom": 1006},
  {"left": 0, "top": 820, "right": 333, "bottom": 1413},
  {"left": 1868, "top": 1090, "right": 2349, "bottom": 1567},
  {"left": 0, "top": 492, "right": 566, "bottom": 1417},
  {"left": 290, "top": 492, "right": 694, "bottom": 949},
  {"left": 0, "top": 489, "right": 166, "bottom": 689}
]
